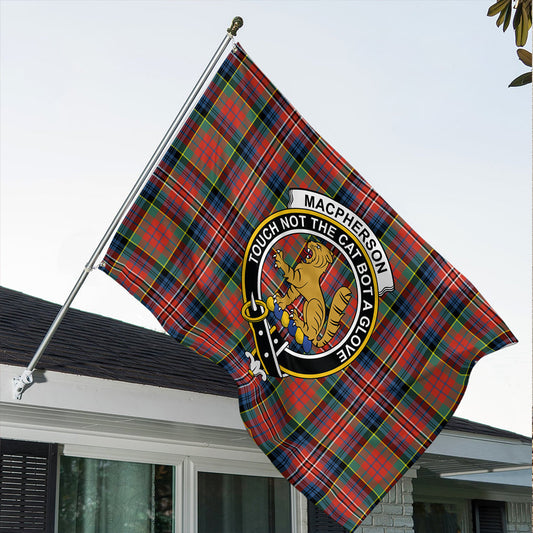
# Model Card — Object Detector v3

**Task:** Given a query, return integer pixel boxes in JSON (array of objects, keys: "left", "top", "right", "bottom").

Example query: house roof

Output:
[
  {"left": 1, "top": 286, "right": 529, "bottom": 443},
  {"left": 0, "top": 285, "right": 237, "bottom": 398},
  {"left": 443, "top": 416, "right": 530, "bottom": 443}
]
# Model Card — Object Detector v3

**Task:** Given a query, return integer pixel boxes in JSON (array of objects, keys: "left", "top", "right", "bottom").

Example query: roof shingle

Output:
[{"left": 0, "top": 286, "right": 238, "bottom": 398}]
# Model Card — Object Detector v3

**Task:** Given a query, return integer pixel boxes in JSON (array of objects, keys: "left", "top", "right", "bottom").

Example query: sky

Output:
[{"left": 1, "top": 0, "right": 531, "bottom": 436}]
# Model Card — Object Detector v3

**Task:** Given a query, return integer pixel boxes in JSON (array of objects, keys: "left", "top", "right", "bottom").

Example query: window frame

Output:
[
  {"left": 184, "top": 456, "right": 306, "bottom": 533},
  {"left": 59, "top": 444, "right": 306, "bottom": 533},
  {"left": 413, "top": 495, "right": 471, "bottom": 533}
]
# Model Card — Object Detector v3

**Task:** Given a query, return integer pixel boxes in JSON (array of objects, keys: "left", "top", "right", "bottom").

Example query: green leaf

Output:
[
  {"left": 502, "top": 3, "right": 513, "bottom": 31},
  {"left": 516, "top": 21, "right": 529, "bottom": 46},
  {"left": 509, "top": 71, "right": 532, "bottom": 86},
  {"left": 512, "top": 5, "right": 526, "bottom": 46},
  {"left": 517, "top": 48, "right": 532, "bottom": 66},
  {"left": 497, "top": 3, "right": 508, "bottom": 26},
  {"left": 488, "top": 0, "right": 511, "bottom": 17},
  {"left": 516, "top": 3, "right": 532, "bottom": 46},
  {"left": 513, "top": 3, "right": 522, "bottom": 30}
]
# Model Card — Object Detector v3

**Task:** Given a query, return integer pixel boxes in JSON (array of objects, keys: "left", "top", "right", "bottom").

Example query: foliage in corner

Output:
[{"left": 488, "top": 0, "right": 532, "bottom": 86}]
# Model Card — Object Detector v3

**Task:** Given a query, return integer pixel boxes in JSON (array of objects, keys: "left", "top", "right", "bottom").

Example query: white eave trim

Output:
[
  {"left": 425, "top": 429, "right": 530, "bottom": 465},
  {"left": 1, "top": 364, "right": 530, "bottom": 481},
  {"left": 0, "top": 363, "right": 243, "bottom": 430}
]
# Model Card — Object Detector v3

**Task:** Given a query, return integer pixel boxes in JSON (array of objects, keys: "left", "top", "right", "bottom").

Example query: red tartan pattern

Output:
[{"left": 100, "top": 44, "right": 516, "bottom": 530}]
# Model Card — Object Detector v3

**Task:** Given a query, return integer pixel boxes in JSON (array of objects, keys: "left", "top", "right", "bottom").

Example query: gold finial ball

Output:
[{"left": 228, "top": 16, "right": 244, "bottom": 36}]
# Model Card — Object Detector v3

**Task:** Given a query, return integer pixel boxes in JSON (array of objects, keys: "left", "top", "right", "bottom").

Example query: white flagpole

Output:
[{"left": 12, "top": 16, "right": 244, "bottom": 400}]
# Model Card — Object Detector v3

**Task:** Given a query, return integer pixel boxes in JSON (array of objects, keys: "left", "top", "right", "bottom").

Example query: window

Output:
[
  {"left": 414, "top": 501, "right": 464, "bottom": 533},
  {"left": 58, "top": 456, "right": 174, "bottom": 533},
  {"left": 472, "top": 500, "right": 507, "bottom": 533},
  {"left": 2, "top": 439, "right": 299, "bottom": 532},
  {"left": 197, "top": 471, "right": 291, "bottom": 533}
]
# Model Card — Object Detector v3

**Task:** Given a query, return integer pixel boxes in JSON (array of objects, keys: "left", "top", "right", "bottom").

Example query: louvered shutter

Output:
[
  {"left": 473, "top": 500, "right": 507, "bottom": 533},
  {"left": 307, "top": 500, "right": 349, "bottom": 532},
  {"left": 0, "top": 439, "right": 58, "bottom": 532}
]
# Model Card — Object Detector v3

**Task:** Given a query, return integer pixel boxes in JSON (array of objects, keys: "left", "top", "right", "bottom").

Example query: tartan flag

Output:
[{"left": 100, "top": 44, "right": 516, "bottom": 531}]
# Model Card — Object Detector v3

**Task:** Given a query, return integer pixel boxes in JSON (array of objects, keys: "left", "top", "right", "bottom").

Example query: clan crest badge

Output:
[{"left": 241, "top": 190, "right": 394, "bottom": 379}]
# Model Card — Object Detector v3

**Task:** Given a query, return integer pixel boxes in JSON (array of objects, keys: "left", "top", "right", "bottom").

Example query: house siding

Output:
[
  {"left": 506, "top": 502, "right": 532, "bottom": 533},
  {"left": 359, "top": 474, "right": 416, "bottom": 533}
]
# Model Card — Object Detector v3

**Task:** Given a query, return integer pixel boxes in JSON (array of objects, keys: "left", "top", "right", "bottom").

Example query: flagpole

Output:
[{"left": 12, "top": 16, "right": 244, "bottom": 400}]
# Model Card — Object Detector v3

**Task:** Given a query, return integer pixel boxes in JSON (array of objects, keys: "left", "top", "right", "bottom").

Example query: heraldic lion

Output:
[{"left": 272, "top": 240, "right": 351, "bottom": 348}]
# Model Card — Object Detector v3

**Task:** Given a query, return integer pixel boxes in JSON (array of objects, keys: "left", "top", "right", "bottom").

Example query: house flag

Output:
[{"left": 100, "top": 44, "right": 516, "bottom": 531}]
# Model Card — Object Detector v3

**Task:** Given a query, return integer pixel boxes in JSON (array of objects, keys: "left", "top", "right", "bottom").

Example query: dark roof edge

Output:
[{"left": 444, "top": 416, "right": 531, "bottom": 443}]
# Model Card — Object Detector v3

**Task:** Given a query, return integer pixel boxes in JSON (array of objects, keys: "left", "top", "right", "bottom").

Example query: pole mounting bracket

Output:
[{"left": 13, "top": 369, "right": 34, "bottom": 400}]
